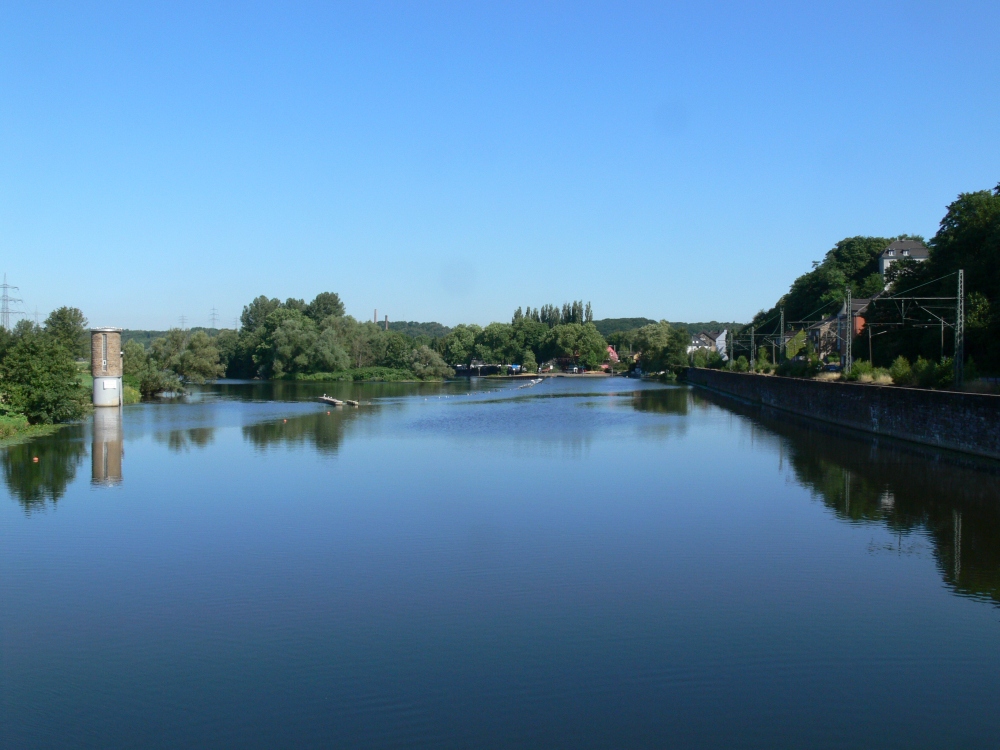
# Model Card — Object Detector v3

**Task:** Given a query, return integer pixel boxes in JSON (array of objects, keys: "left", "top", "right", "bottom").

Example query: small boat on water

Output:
[
  {"left": 517, "top": 378, "right": 544, "bottom": 389},
  {"left": 318, "top": 395, "right": 360, "bottom": 407}
]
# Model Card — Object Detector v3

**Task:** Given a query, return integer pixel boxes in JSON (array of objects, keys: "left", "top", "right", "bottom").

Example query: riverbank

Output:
[
  {"left": 683, "top": 367, "right": 1000, "bottom": 460},
  {"left": 0, "top": 415, "right": 69, "bottom": 447}
]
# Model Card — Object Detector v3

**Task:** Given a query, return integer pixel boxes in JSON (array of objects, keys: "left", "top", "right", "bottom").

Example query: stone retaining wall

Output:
[{"left": 683, "top": 368, "right": 1000, "bottom": 460}]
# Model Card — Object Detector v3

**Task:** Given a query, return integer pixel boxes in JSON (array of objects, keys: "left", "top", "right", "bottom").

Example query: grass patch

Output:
[
  {"left": 0, "top": 414, "right": 66, "bottom": 445},
  {"left": 291, "top": 367, "right": 419, "bottom": 382}
]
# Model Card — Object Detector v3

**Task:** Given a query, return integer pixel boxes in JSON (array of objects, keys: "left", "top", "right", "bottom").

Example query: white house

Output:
[{"left": 878, "top": 240, "right": 929, "bottom": 279}]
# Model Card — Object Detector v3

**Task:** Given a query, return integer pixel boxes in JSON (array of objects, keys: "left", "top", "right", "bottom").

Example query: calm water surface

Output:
[{"left": 2, "top": 377, "right": 1000, "bottom": 748}]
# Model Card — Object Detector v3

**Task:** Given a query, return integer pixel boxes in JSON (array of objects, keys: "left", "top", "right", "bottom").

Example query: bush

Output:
[
  {"left": 122, "top": 385, "right": 142, "bottom": 404},
  {"left": 934, "top": 357, "right": 955, "bottom": 389},
  {"left": 843, "top": 360, "right": 873, "bottom": 382},
  {"left": 0, "top": 413, "right": 30, "bottom": 439},
  {"left": 292, "top": 368, "right": 415, "bottom": 382},
  {"left": 912, "top": 357, "right": 936, "bottom": 388},
  {"left": 871, "top": 367, "right": 892, "bottom": 384},
  {"left": 0, "top": 331, "right": 88, "bottom": 424},
  {"left": 889, "top": 356, "right": 914, "bottom": 386},
  {"left": 410, "top": 345, "right": 454, "bottom": 379},
  {"left": 734, "top": 355, "right": 749, "bottom": 372},
  {"left": 521, "top": 350, "right": 538, "bottom": 373}
]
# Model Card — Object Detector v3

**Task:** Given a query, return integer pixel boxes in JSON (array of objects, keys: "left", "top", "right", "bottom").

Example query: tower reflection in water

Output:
[{"left": 92, "top": 407, "right": 123, "bottom": 485}]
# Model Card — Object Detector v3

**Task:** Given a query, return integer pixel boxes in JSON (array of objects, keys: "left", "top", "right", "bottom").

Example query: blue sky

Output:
[{"left": 1, "top": 1, "right": 997, "bottom": 329}]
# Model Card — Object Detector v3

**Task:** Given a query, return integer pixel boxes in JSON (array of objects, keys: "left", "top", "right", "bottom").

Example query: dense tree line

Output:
[{"left": 106, "top": 294, "right": 697, "bottom": 394}]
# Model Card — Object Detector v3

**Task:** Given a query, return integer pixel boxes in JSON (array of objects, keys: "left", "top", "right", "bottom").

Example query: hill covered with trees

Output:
[{"left": 740, "top": 181, "right": 1000, "bottom": 376}]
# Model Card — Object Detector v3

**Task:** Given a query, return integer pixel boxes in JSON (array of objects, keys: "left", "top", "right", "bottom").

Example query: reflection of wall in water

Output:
[
  {"left": 92, "top": 407, "right": 123, "bottom": 485},
  {"left": 693, "top": 388, "right": 1000, "bottom": 605}
]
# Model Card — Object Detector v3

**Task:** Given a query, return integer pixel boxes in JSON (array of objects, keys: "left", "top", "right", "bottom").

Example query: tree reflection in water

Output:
[
  {"left": 629, "top": 387, "right": 689, "bottom": 415},
  {"left": 692, "top": 389, "right": 1000, "bottom": 604},
  {"left": 242, "top": 407, "right": 367, "bottom": 455},
  {"left": 154, "top": 427, "right": 216, "bottom": 452},
  {"left": 1, "top": 425, "right": 86, "bottom": 514}
]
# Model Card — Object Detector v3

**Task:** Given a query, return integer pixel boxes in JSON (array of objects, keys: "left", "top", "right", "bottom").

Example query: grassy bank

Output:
[
  {"left": 291, "top": 367, "right": 428, "bottom": 382},
  {"left": 0, "top": 415, "right": 68, "bottom": 446}
]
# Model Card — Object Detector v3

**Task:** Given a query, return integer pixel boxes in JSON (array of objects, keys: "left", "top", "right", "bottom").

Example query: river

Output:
[{"left": 2, "top": 377, "right": 999, "bottom": 748}]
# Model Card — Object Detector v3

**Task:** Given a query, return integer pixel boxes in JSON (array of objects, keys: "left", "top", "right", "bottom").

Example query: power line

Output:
[{"left": 0, "top": 274, "right": 24, "bottom": 330}]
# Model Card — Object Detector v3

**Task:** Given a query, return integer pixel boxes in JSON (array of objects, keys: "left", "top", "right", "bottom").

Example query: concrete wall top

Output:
[{"left": 684, "top": 368, "right": 1000, "bottom": 460}]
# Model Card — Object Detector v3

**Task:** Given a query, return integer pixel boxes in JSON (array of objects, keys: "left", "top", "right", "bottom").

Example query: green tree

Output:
[
  {"left": 510, "top": 319, "right": 548, "bottom": 363},
  {"left": 254, "top": 309, "right": 318, "bottom": 378},
  {"left": 305, "top": 292, "right": 345, "bottom": 322},
  {"left": 44, "top": 307, "right": 89, "bottom": 358},
  {"left": 476, "top": 323, "right": 515, "bottom": 364},
  {"left": 311, "top": 327, "right": 350, "bottom": 372},
  {"left": 0, "top": 329, "right": 88, "bottom": 424},
  {"left": 213, "top": 329, "right": 240, "bottom": 373},
  {"left": 543, "top": 323, "right": 608, "bottom": 368},
  {"left": 176, "top": 331, "right": 224, "bottom": 383},
  {"left": 150, "top": 329, "right": 187, "bottom": 371},
  {"left": 123, "top": 338, "right": 178, "bottom": 396},
  {"left": 240, "top": 296, "right": 282, "bottom": 332},
  {"left": 373, "top": 331, "right": 412, "bottom": 369},
  {"left": 521, "top": 349, "right": 538, "bottom": 372},
  {"left": 410, "top": 346, "right": 454, "bottom": 379},
  {"left": 633, "top": 321, "right": 687, "bottom": 372},
  {"left": 439, "top": 324, "right": 480, "bottom": 366}
]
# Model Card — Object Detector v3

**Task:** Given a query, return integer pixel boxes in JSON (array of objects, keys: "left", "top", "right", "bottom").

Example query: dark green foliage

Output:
[
  {"left": 410, "top": 346, "right": 454, "bottom": 379},
  {"left": 889, "top": 356, "right": 914, "bottom": 386},
  {"left": 388, "top": 321, "right": 451, "bottom": 339},
  {"left": 145, "top": 328, "right": 225, "bottom": 388},
  {"left": 0, "top": 329, "right": 88, "bottom": 424},
  {"left": 691, "top": 349, "right": 725, "bottom": 369},
  {"left": 305, "top": 292, "right": 346, "bottom": 322},
  {"left": 213, "top": 329, "right": 239, "bottom": 373},
  {"left": 439, "top": 324, "right": 480, "bottom": 366},
  {"left": 44, "top": 307, "right": 89, "bottom": 358},
  {"left": 542, "top": 323, "right": 609, "bottom": 368},
  {"left": 749, "top": 235, "right": 896, "bottom": 335},
  {"left": 633, "top": 321, "right": 688, "bottom": 373},
  {"left": 241, "top": 296, "right": 282, "bottom": 332},
  {"left": 292, "top": 367, "right": 415, "bottom": 382},
  {"left": 373, "top": 331, "right": 413, "bottom": 370},
  {"left": 123, "top": 338, "right": 181, "bottom": 396},
  {"left": 592, "top": 318, "right": 657, "bottom": 337},
  {"left": 122, "top": 327, "right": 220, "bottom": 350},
  {"left": 864, "top": 185, "right": 1000, "bottom": 372},
  {"left": 778, "top": 358, "right": 823, "bottom": 378},
  {"left": 515, "top": 300, "right": 593, "bottom": 328}
]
